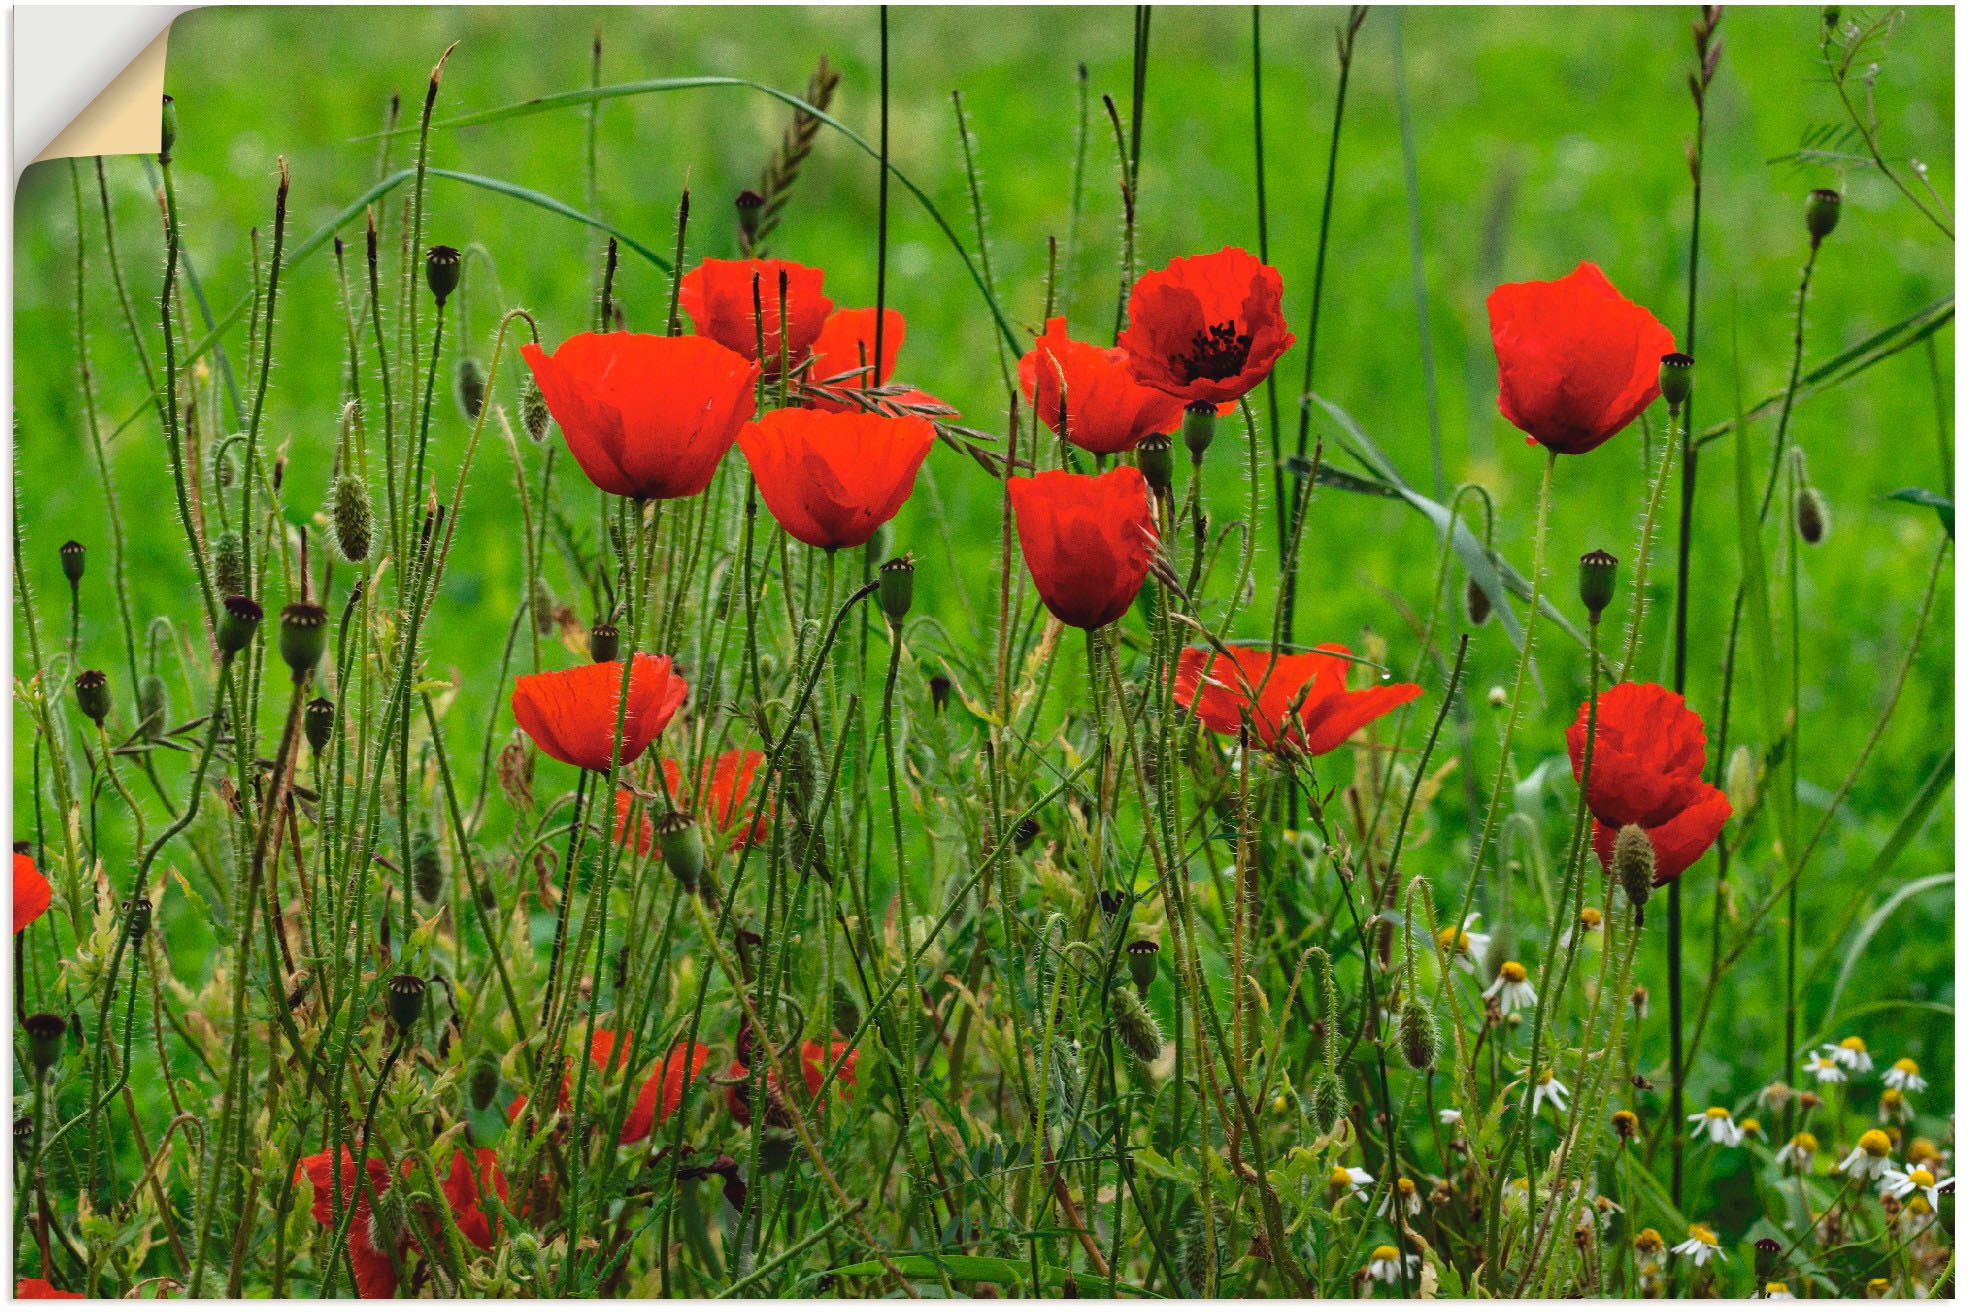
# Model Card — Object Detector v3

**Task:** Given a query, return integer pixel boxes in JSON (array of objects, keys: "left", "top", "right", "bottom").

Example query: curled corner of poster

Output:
[{"left": 14, "top": 6, "right": 194, "bottom": 183}]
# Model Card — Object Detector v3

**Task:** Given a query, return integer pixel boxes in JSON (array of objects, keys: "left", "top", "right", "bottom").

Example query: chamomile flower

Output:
[
  {"left": 1689, "top": 1106, "right": 1745, "bottom": 1147},
  {"left": 1532, "top": 1069, "right": 1570, "bottom": 1115},
  {"left": 1881, "top": 1165, "right": 1952, "bottom": 1214},
  {"left": 1633, "top": 1227, "right": 1665, "bottom": 1261},
  {"left": 1670, "top": 1222, "right": 1726, "bottom": 1266},
  {"left": 1560, "top": 906, "right": 1603, "bottom": 949},
  {"left": 1329, "top": 1164, "right": 1374, "bottom": 1202},
  {"left": 1502, "top": 1176, "right": 1530, "bottom": 1211},
  {"left": 1740, "top": 1117, "right": 1766, "bottom": 1142},
  {"left": 1757, "top": 1082, "right": 1794, "bottom": 1113},
  {"left": 1484, "top": 960, "right": 1538, "bottom": 1012},
  {"left": 1828, "top": 1036, "right": 1874, "bottom": 1074},
  {"left": 1438, "top": 1107, "right": 1464, "bottom": 1126},
  {"left": 1838, "top": 1129, "right": 1897, "bottom": 1182},
  {"left": 1379, "top": 1176, "right": 1422, "bottom": 1218},
  {"left": 1437, "top": 916, "right": 1491, "bottom": 974},
  {"left": 1775, "top": 1132, "right": 1819, "bottom": 1171},
  {"left": 1802, "top": 1051, "right": 1846, "bottom": 1085},
  {"left": 1612, "top": 1109, "right": 1641, "bottom": 1141},
  {"left": 1757, "top": 1281, "right": 1796, "bottom": 1299},
  {"left": 1365, "top": 1244, "right": 1419, "bottom": 1286},
  {"left": 1879, "top": 1087, "right": 1915, "bottom": 1125},
  {"left": 1883, "top": 1057, "right": 1928, "bottom": 1093}
]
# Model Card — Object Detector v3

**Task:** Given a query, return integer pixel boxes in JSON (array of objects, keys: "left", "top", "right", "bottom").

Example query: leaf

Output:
[
  {"left": 1818, "top": 873, "right": 1953, "bottom": 1032},
  {"left": 1131, "top": 1145, "right": 1197, "bottom": 1186},
  {"left": 821, "top": 1255, "right": 1153, "bottom": 1297},
  {"left": 1882, "top": 487, "right": 1955, "bottom": 538}
]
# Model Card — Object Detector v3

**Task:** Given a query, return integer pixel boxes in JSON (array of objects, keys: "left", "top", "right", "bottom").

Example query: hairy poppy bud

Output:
[
  {"left": 520, "top": 375, "right": 551, "bottom": 442},
  {"left": 159, "top": 94, "right": 178, "bottom": 164},
  {"left": 455, "top": 355, "right": 487, "bottom": 421},
  {"left": 1126, "top": 939, "right": 1161, "bottom": 996},
  {"left": 1012, "top": 816, "right": 1041, "bottom": 853},
  {"left": 1725, "top": 744, "right": 1756, "bottom": 817},
  {"left": 387, "top": 974, "right": 427, "bottom": 1032},
  {"left": 126, "top": 896, "right": 153, "bottom": 941},
  {"left": 212, "top": 529, "right": 246, "bottom": 597},
  {"left": 24, "top": 1013, "right": 65, "bottom": 1075},
  {"left": 588, "top": 623, "right": 620, "bottom": 664},
  {"left": 58, "top": 539, "right": 85, "bottom": 585},
  {"left": 1613, "top": 823, "right": 1655, "bottom": 916},
  {"left": 74, "top": 670, "right": 109, "bottom": 726},
  {"left": 735, "top": 189, "right": 765, "bottom": 248},
  {"left": 1578, "top": 549, "right": 1618, "bottom": 623},
  {"left": 1658, "top": 353, "right": 1694, "bottom": 410},
  {"left": 1805, "top": 188, "right": 1842, "bottom": 244},
  {"left": 928, "top": 673, "right": 951, "bottom": 714},
  {"left": 136, "top": 673, "right": 168, "bottom": 740},
  {"left": 425, "top": 245, "right": 462, "bottom": 308},
  {"left": 217, "top": 595, "right": 262, "bottom": 657},
  {"left": 1181, "top": 401, "right": 1215, "bottom": 464},
  {"left": 878, "top": 554, "right": 915, "bottom": 626},
  {"left": 1309, "top": 1070, "right": 1346, "bottom": 1135},
  {"left": 467, "top": 1052, "right": 501, "bottom": 1112},
  {"left": 657, "top": 812, "right": 705, "bottom": 890},
  {"left": 1795, "top": 484, "right": 1829, "bottom": 545},
  {"left": 278, "top": 603, "right": 328, "bottom": 680},
  {"left": 305, "top": 696, "right": 335, "bottom": 755},
  {"left": 1398, "top": 997, "right": 1438, "bottom": 1071},
  {"left": 1136, "top": 433, "right": 1174, "bottom": 494},
  {"left": 329, "top": 474, "right": 373, "bottom": 563},
  {"left": 1464, "top": 575, "right": 1492, "bottom": 626},
  {"left": 1110, "top": 987, "right": 1164, "bottom": 1063},
  {"left": 410, "top": 826, "right": 443, "bottom": 903}
]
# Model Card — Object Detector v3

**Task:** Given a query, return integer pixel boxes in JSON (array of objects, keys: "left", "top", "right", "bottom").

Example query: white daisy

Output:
[
  {"left": 1483, "top": 960, "right": 1538, "bottom": 1012},
  {"left": 1838, "top": 1129, "right": 1897, "bottom": 1182},
  {"left": 1670, "top": 1222, "right": 1726, "bottom": 1266},
  {"left": 1802, "top": 1051, "right": 1846, "bottom": 1085},
  {"left": 1532, "top": 1069, "right": 1570, "bottom": 1115},
  {"left": 1827, "top": 1036, "right": 1874, "bottom": 1074},
  {"left": 1379, "top": 1175, "right": 1422, "bottom": 1218},
  {"left": 1883, "top": 1057, "right": 1928, "bottom": 1093},
  {"left": 1775, "top": 1133, "right": 1819, "bottom": 1171},
  {"left": 1438, "top": 1107, "right": 1464, "bottom": 1126},
  {"left": 1757, "top": 1281, "right": 1796, "bottom": 1299},
  {"left": 1882, "top": 1165, "right": 1952, "bottom": 1214},
  {"left": 1365, "top": 1244, "right": 1419, "bottom": 1286},
  {"left": 1688, "top": 1105, "right": 1744, "bottom": 1147},
  {"left": 1328, "top": 1164, "right": 1374, "bottom": 1203},
  {"left": 1436, "top": 916, "right": 1491, "bottom": 974},
  {"left": 1560, "top": 906, "right": 1603, "bottom": 950},
  {"left": 1879, "top": 1088, "right": 1915, "bottom": 1125}
]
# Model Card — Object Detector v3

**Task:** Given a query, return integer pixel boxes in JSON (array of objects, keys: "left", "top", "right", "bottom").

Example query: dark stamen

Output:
[{"left": 1174, "top": 319, "right": 1253, "bottom": 383}]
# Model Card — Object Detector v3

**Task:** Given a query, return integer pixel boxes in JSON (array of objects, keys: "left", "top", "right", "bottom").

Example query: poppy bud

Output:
[
  {"left": 657, "top": 812, "right": 705, "bottom": 890},
  {"left": 126, "top": 896, "right": 152, "bottom": 941},
  {"left": 212, "top": 529, "right": 246, "bottom": 597},
  {"left": 425, "top": 245, "right": 462, "bottom": 308},
  {"left": 878, "top": 554, "right": 915, "bottom": 626},
  {"left": 1136, "top": 433, "right": 1175, "bottom": 494},
  {"left": 1110, "top": 987, "right": 1164, "bottom": 1063},
  {"left": 928, "top": 673, "right": 951, "bottom": 714},
  {"left": 588, "top": 623, "right": 620, "bottom": 664},
  {"left": 136, "top": 673, "right": 169, "bottom": 740},
  {"left": 1795, "top": 484, "right": 1829, "bottom": 545},
  {"left": 1309, "top": 1070, "right": 1345, "bottom": 1135},
  {"left": 1806, "top": 188, "right": 1842, "bottom": 244},
  {"left": 329, "top": 474, "right": 372, "bottom": 563},
  {"left": 369, "top": 1180, "right": 406, "bottom": 1254},
  {"left": 278, "top": 603, "right": 328, "bottom": 680},
  {"left": 1464, "top": 576, "right": 1492, "bottom": 627},
  {"left": 304, "top": 696, "right": 335, "bottom": 755},
  {"left": 1398, "top": 997, "right": 1438, "bottom": 1071},
  {"left": 1578, "top": 549, "right": 1618, "bottom": 623},
  {"left": 1181, "top": 402, "right": 1215, "bottom": 464},
  {"left": 735, "top": 189, "right": 765, "bottom": 248},
  {"left": 1613, "top": 823, "right": 1655, "bottom": 916},
  {"left": 519, "top": 375, "right": 552, "bottom": 442},
  {"left": 217, "top": 595, "right": 262, "bottom": 656},
  {"left": 467, "top": 1052, "right": 501, "bottom": 1111},
  {"left": 1725, "top": 744, "right": 1756, "bottom": 817},
  {"left": 24, "top": 1013, "right": 65, "bottom": 1075},
  {"left": 1657, "top": 353, "right": 1695, "bottom": 410},
  {"left": 455, "top": 355, "right": 487, "bottom": 421},
  {"left": 1125, "top": 939, "right": 1161, "bottom": 996},
  {"left": 386, "top": 973, "right": 427, "bottom": 1032},
  {"left": 410, "top": 826, "right": 443, "bottom": 903},
  {"left": 58, "top": 540, "right": 85, "bottom": 585},
  {"left": 159, "top": 94, "right": 178, "bottom": 164},
  {"left": 74, "top": 670, "right": 110, "bottom": 726}
]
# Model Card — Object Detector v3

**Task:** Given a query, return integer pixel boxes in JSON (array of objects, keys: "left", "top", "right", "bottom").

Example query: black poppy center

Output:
[{"left": 1175, "top": 319, "right": 1253, "bottom": 383}]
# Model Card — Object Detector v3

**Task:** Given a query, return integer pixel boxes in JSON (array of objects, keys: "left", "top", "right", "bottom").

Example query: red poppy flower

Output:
[
  {"left": 661, "top": 749, "right": 771, "bottom": 850},
  {"left": 419, "top": 1148, "right": 510, "bottom": 1251},
  {"left": 806, "top": 307, "right": 905, "bottom": 412},
  {"left": 1568, "top": 682, "right": 1732, "bottom": 884},
  {"left": 15, "top": 851, "right": 50, "bottom": 932},
  {"left": 1487, "top": 262, "right": 1676, "bottom": 455},
  {"left": 1006, "top": 466, "right": 1157, "bottom": 631},
  {"left": 725, "top": 1034, "right": 857, "bottom": 1125},
  {"left": 295, "top": 1147, "right": 397, "bottom": 1298},
  {"left": 1018, "top": 317, "right": 1186, "bottom": 456},
  {"left": 1118, "top": 248, "right": 1295, "bottom": 406},
  {"left": 615, "top": 788, "right": 656, "bottom": 855},
  {"left": 511, "top": 654, "right": 687, "bottom": 774},
  {"left": 677, "top": 258, "right": 833, "bottom": 369},
  {"left": 507, "top": 1031, "right": 707, "bottom": 1146},
  {"left": 738, "top": 409, "right": 935, "bottom": 551},
  {"left": 520, "top": 332, "right": 759, "bottom": 501},
  {"left": 1173, "top": 644, "right": 1422, "bottom": 755},
  {"left": 799, "top": 1036, "right": 858, "bottom": 1101},
  {"left": 16, "top": 1280, "right": 82, "bottom": 1299}
]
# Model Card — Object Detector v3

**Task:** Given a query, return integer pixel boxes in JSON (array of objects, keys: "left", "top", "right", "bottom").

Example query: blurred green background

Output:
[{"left": 13, "top": 5, "right": 1953, "bottom": 1156}]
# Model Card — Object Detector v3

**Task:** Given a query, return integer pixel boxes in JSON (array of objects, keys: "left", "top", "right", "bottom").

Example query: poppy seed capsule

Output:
[
  {"left": 467, "top": 1052, "right": 501, "bottom": 1111},
  {"left": 1309, "top": 1069, "right": 1346, "bottom": 1135},
  {"left": 1181, "top": 401, "right": 1216, "bottom": 464},
  {"left": 656, "top": 812, "right": 705, "bottom": 890},
  {"left": 1464, "top": 575, "right": 1492, "bottom": 627},
  {"left": 520, "top": 375, "right": 551, "bottom": 442},
  {"left": 1795, "top": 485, "right": 1829, "bottom": 545},
  {"left": 159, "top": 94, "right": 178, "bottom": 164},
  {"left": 1806, "top": 188, "right": 1842, "bottom": 244},
  {"left": 125, "top": 896, "right": 153, "bottom": 941},
  {"left": 330, "top": 474, "right": 372, "bottom": 563},
  {"left": 878, "top": 554, "right": 915, "bottom": 626},
  {"left": 1658, "top": 352, "right": 1695, "bottom": 410},
  {"left": 1110, "top": 987, "right": 1164, "bottom": 1063},
  {"left": 217, "top": 595, "right": 262, "bottom": 656},
  {"left": 1613, "top": 823, "right": 1656, "bottom": 915},
  {"left": 58, "top": 539, "right": 85, "bottom": 585},
  {"left": 1398, "top": 997, "right": 1438, "bottom": 1070},
  {"left": 136, "top": 673, "right": 169, "bottom": 740},
  {"left": 455, "top": 355, "right": 487, "bottom": 421},
  {"left": 1578, "top": 549, "right": 1619, "bottom": 622},
  {"left": 74, "top": 670, "right": 110, "bottom": 726},
  {"left": 588, "top": 623, "right": 620, "bottom": 664},
  {"left": 425, "top": 245, "right": 462, "bottom": 308},
  {"left": 12, "top": 1116, "right": 32, "bottom": 1153},
  {"left": 212, "top": 529, "right": 246, "bottom": 597},
  {"left": 1125, "top": 939, "right": 1161, "bottom": 996},
  {"left": 1136, "top": 433, "right": 1174, "bottom": 493},
  {"left": 386, "top": 974, "right": 427, "bottom": 1031},
  {"left": 23, "top": 1013, "right": 65, "bottom": 1074},
  {"left": 278, "top": 603, "right": 329, "bottom": 680},
  {"left": 304, "top": 696, "right": 335, "bottom": 755}
]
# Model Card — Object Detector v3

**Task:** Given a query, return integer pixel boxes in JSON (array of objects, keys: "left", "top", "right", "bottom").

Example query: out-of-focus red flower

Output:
[
  {"left": 14, "top": 851, "right": 51, "bottom": 932},
  {"left": 1172, "top": 644, "right": 1422, "bottom": 755},
  {"left": 660, "top": 749, "right": 771, "bottom": 850},
  {"left": 806, "top": 307, "right": 905, "bottom": 411},
  {"left": 1568, "top": 682, "right": 1732, "bottom": 884},
  {"left": 1118, "top": 248, "right": 1295, "bottom": 406},
  {"left": 738, "top": 409, "right": 935, "bottom": 551},
  {"left": 615, "top": 788, "right": 656, "bottom": 856},
  {"left": 15, "top": 1279, "right": 82, "bottom": 1299},
  {"left": 423, "top": 1148, "right": 510, "bottom": 1251},
  {"left": 295, "top": 1147, "right": 398, "bottom": 1298},
  {"left": 725, "top": 1035, "right": 857, "bottom": 1126},
  {"left": 1487, "top": 262, "right": 1676, "bottom": 455},
  {"left": 1006, "top": 466, "right": 1157, "bottom": 631},
  {"left": 799, "top": 1036, "right": 858, "bottom": 1102},
  {"left": 1018, "top": 317, "right": 1186, "bottom": 455},
  {"left": 678, "top": 258, "right": 833, "bottom": 369},
  {"left": 507, "top": 1031, "right": 707, "bottom": 1146},
  {"left": 519, "top": 332, "right": 759, "bottom": 501},
  {"left": 511, "top": 655, "right": 687, "bottom": 774}
]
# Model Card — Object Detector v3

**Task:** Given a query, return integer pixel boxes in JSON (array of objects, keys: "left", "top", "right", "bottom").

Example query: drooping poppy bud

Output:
[
  {"left": 305, "top": 696, "right": 336, "bottom": 755},
  {"left": 735, "top": 189, "right": 765, "bottom": 248},
  {"left": 588, "top": 623, "right": 620, "bottom": 664},
  {"left": 159, "top": 94, "right": 178, "bottom": 164},
  {"left": 878, "top": 554, "right": 915, "bottom": 626},
  {"left": 1795, "top": 484, "right": 1829, "bottom": 545},
  {"left": 387, "top": 974, "right": 427, "bottom": 1032},
  {"left": 278, "top": 603, "right": 329, "bottom": 681},
  {"left": 410, "top": 826, "right": 444, "bottom": 903},
  {"left": 1578, "top": 549, "right": 1618, "bottom": 622},
  {"left": 136, "top": 673, "right": 169, "bottom": 740},
  {"left": 1398, "top": 998, "right": 1438, "bottom": 1071},
  {"left": 1658, "top": 353, "right": 1695, "bottom": 410},
  {"left": 519, "top": 374, "right": 552, "bottom": 442},
  {"left": 1110, "top": 987, "right": 1164, "bottom": 1063},
  {"left": 1309, "top": 1070, "right": 1345, "bottom": 1134},
  {"left": 1464, "top": 576, "right": 1492, "bottom": 626},
  {"left": 1613, "top": 823, "right": 1656, "bottom": 914},
  {"left": 212, "top": 529, "right": 246, "bottom": 597},
  {"left": 425, "top": 245, "right": 462, "bottom": 308},
  {"left": 74, "top": 670, "right": 109, "bottom": 726},
  {"left": 1126, "top": 939, "right": 1161, "bottom": 996},
  {"left": 217, "top": 595, "right": 262, "bottom": 656},
  {"left": 329, "top": 474, "right": 372, "bottom": 563},
  {"left": 455, "top": 355, "right": 487, "bottom": 421},
  {"left": 467, "top": 1053, "right": 501, "bottom": 1111},
  {"left": 58, "top": 540, "right": 85, "bottom": 586},
  {"left": 1806, "top": 188, "right": 1842, "bottom": 244},
  {"left": 23, "top": 1013, "right": 65, "bottom": 1075},
  {"left": 125, "top": 896, "right": 153, "bottom": 941}
]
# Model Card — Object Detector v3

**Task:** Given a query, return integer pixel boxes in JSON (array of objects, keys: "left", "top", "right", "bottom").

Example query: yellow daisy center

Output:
[
  {"left": 1705, "top": 1106, "right": 1729, "bottom": 1119},
  {"left": 1634, "top": 1227, "right": 1663, "bottom": 1252},
  {"left": 1894, "top": 1057, "right": 1920, "bottom": 1075},
  {"left": 1500, "top": 960, "right": 1527, "bottom": 983},
  {"left": 1882, "top": 1089, "right": 1904, "bottom": 1106},
  {"left": 1910, "top": 1168, "right": 1935, "bottom": 1188},
  {"left": 1439, "top": 927, "right": 1470, "bottom": 953},
  {"left": 1688, "top": 1223, "right": 1717, "bottom": 1246},
  {"left": 1397, "top": 1177, "right": 1416, "bottom": 1195},
  {"left": 1329, "top": 1166, "right": 1353, "bottom": 1187},
  {"left": 1792, "top": 1133, "right": 1818, "bottom": 1153},
  {"left": 1766, "top": 1282, "right": 1790, "bottom": 1295},
  {"left": 1859, "top": 1129, "right": 1892, "bottom": 1157},
  {"left": 1840, "top": 1036, "right": 1867, "bottom": 1052},
  {"left": 1370, "top": 1245, "right": 1400, "bottom": 1263},
  {"left": 1741, "top": 1118, "right": 1761, "bottom": 1133},
  {"left": 1580, "top": 907, "right": 1602, "bottom": 927}
]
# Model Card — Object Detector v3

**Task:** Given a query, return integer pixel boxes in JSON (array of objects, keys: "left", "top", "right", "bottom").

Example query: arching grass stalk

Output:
[{"left": 236, "top": 159, "right": 289, "bottom": 598}]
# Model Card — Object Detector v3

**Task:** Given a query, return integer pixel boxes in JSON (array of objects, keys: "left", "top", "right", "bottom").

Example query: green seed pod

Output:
[
  {"left": 1464, "top": 575, "right": 1492, "bottom": 627},
  {"left": 877, "top": 554, "right": 915, "bottom": 626},
  {"left": 330, "top": 474, "right": 373, "bottom": 563},
  {"left": 657, "top": 812, "right": 705, "bottom": 890},
  {"left": 783, "top": 728, "right": 821, "bottom": 814},
  {"left": 58, "top": 539, "right": 85, "bottom": 585},
  {"left": 1398, "top": 997, "right": 1439, "bottom": 1071},
  {"left": 136, "top": 673, "right": 169, "bottom": 740},
  {"left": 24, "top": 1013, "right": 65, "bottom": 1075},
  {"left": 587, "top": 623, "right": 619, "bottom": 664},
  {"left": 212, "top": 529, "right": 246, "bottom": 597},
  {"left": 1125, "top": 939, "right": 1161, "bottom": 997},
  {"left": 1613, "top": 823, "right": 1656, "bottom": 916},
  {"left": 455, "top": 355, "right": 487, "bottom": 421},
  {"left": 159, "top": 94, "right": 178, "bottom": 164},
  {"left": 1310, "top": 1070, "right": 1346, "bottom": 1135},
  {"left": 126, "top": 896, "right": 153, "bottom": 941},
  {"left": 1578, "top": 549, "right": 1619, "bottom": 623},
  {"left": 1110, "top": 987, "right": 1164, "bottom": 1064},
  {"left": 520, "top": 375, "right": 551, "bottom": 442},
  {"left": 1136, "top": 433, "right": 1174, "bottom": 495},
  {"left": 410, "top": 826, "right": 444, "bottom": 903},
  {"left": 386, "top": 974, "right": 427, "bottom": 1032},
  {"left": 1658, "top": 352, "right": 1695, "bottom": 410},
  {"left": 1806, "top": 188, "right": 1842, "bottom": 244},
  {"left": 425, "top": 245, "right": 462, "bottom": 308},
  {"left": 467, "top": 1052, "right": 501, "bottom": 1112},
  {"left": 74, "top": 670, "right": 110, "bottom": 726},
  {"left": 1181, "top": 401, "right": 1216, "bottom": 464},
  {"left": 1725, "top": 744, "right": 1756, "bottom": 818},
  {"left": 217, "top": 595, "right": 262, "bottom": 657},
  {"left": 278, "top": 603, "right": 329, "bottom": 681},
  {"left": 1795, "top": 485, "right": 1828, "bottom": 545},
  {"left": 305, "top": 696, "right": 336, "bottom": 755}
]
